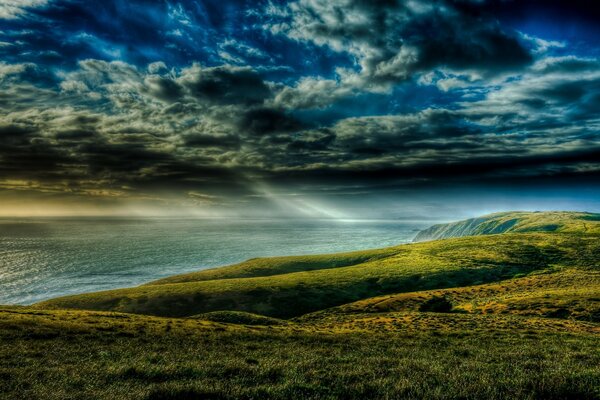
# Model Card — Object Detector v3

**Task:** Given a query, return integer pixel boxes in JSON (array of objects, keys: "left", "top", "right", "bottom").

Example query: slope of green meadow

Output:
[{"left": 38, "top": 230, "right": 599, "bottom": 318}]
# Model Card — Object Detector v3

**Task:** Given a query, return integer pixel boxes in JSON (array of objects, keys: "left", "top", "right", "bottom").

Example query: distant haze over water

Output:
[{"left": 0, "top": 218, "right": 432, "bottom": 304}]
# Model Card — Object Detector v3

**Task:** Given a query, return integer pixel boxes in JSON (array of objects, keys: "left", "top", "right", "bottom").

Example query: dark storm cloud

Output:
[
  {"left": 183, "top": 134, "right": 241, "bottom": 149},
  {"left": 0, "top": 124, "right": 36, "bottom": 143},
  {"left": 180, "top": 65, "right": 272, "bottom": 105},
  {"left": 456, "top": 0, "right": 600, "bottom": 29},
  {"left": 238, "top": 108, "right": 305, "bottom": 135},
  {"left": 142, "top": 75, "right": 184, "bottom": 103},
  {"left": 263, "top": 145, "right": 600, "bottom": 190},
  {"left": 53, "top": 128, "right": 97, "bottom": 140},
  {"left": 0, "top": 124, "right": 74, "bottom": 180},
  {"left": 261, "top": 53, "right": 600, "bottom": 188},
  {"left": 287, "top": 128, "right": 336, "bottom": 152},
  {"left": 2, "top": 53, "right": 599, "bottom": 200},
  {"left": 461, "top": 57, "right": 600, "bottom": 127}
]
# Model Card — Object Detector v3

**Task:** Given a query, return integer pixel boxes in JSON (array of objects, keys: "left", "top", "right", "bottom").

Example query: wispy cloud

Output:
[{"left": 0, "top": 0, "right": 48, "bottom": 20}]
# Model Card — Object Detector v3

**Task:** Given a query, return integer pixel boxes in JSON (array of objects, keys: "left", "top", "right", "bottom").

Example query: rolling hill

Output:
[{"left": 37, "top": 211, "right": 600, "bottom": 319}]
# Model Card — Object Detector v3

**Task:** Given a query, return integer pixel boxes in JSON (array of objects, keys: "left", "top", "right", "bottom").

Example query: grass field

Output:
[
  {"left": 1, "top": 211, "right": 599, "bottom": 399},
  {"left": 1, "top": 307, "right": 599, "bottom": 400}
]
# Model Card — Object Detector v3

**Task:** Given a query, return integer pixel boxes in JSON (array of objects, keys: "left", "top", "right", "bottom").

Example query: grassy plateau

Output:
[{"left": 1, "top": 211, "right": 599, "bottom": 399}]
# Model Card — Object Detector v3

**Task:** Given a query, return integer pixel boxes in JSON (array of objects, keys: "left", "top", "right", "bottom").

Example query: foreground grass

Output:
[{"left": 0, "top": 308, "right": 598, "bottom": 400}]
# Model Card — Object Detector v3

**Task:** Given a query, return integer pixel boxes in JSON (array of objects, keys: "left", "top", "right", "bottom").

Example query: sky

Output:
[{"left": 0, "top": 0, "right": 599, "bottom": 219}]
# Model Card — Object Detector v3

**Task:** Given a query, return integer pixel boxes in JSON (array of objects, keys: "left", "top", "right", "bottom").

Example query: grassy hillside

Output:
[
  {"left": 37, "top": 211, "right": 600, "bottom": 319},
  {"left": 189, "top": 311, "right": 288, "bottom": 326},
  {"left": 3, "top": 211, "right": 600, "bottom": 399},
  {"left": 302, "top": 267, "right": 600, "bottom": 323},
  {"left": 413, "top": 211, "right": 600, "bottom": 242},
  {"left": 38, "top": 232, "right": 599, "bottom": 318},
  {"left": 148, "top": 246, "right": 403, "bottom": 285}
]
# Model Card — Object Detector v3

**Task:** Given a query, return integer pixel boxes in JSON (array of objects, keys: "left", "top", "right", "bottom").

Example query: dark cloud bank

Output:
[{"left": 0, "top": 0, "right": 598, "bottom": 217}]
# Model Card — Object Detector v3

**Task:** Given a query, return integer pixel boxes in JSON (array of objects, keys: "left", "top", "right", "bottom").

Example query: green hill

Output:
[
  {"left": 148, "top": 246, "right": 402, "bottom": 285},
  {"left": 188, "top": 311, "right": 288, "bottom": 326},
  {"left": 37, "top": 211, "right": 600, "bottom": 319},
  {"left": 413, "top": 211, "right": 600, "bottom": 242}
]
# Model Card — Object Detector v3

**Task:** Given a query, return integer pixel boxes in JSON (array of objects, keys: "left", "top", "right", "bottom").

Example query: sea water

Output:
[{"left": 0, "top": 217, "right": 432, "bottom": 304}]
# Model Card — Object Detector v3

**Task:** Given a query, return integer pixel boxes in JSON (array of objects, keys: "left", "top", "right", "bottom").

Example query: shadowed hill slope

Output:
[
  {"left": 299, "top": 267, "right": 600, "bottom": 323},
  {"left": 413, "top": 211, "right": 600, "bottom": 242}
]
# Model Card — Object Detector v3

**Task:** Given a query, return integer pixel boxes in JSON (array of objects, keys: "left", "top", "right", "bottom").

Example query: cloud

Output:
[
  {"left": 59, "top": 60, "right": 275, "bottom": 108},
  {"left": 0, "top": 58, "right": 285, "bottom": 203},
  {"left": 461, "top": 56, "right": 600, "bottom": 128},
  {"left": 179, "top": 64, "right": 272, "bottom": 105},
  {"left": 520, "top": 33, "right": 565, "bottom": 55},
  {"left": 1, "top": 52, "right": 599, "bottom": 205},
  {"left": 0, "top": 62, "right": 52, "bottom": 84},
  {"left": 265, "top": 0, "right": 532, "bottom": 108},
  {"left": 187, "top": 191, "right": 219, "bottom": 204},
  {"left": 238, "top": 107, "right": 304, "bottom": 135},
  {"left": 0, "top": 0, "right": 599, "bottom": 215},
  {"left": 217, "top": 39, "right": 272, "bottom": 64},
  {"left": 267, "top": 53, "right": 600, "bottom": 188},
  {"left": 273, "top": 75, "right": 359, "bottom": 109},
  {"left": 0, "top": 0, "right": 48, "bottom": 19},
  {"left": 142, "top": 75, "right": 184, "bottom": 103}
]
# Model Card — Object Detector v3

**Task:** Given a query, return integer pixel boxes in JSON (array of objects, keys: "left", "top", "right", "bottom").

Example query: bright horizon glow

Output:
[{"left": 1, "top": 189, "right": 599, "bottom": 220}]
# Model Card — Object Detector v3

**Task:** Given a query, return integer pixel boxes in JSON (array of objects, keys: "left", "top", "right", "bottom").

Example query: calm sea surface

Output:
[{"left": 0, "top": 218, "right": 432, "bottom": 305}]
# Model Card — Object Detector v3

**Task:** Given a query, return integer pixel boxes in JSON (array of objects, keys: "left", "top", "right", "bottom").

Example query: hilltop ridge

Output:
[{"left": 413, "top": 211, "right": 600, "bottom": 242}]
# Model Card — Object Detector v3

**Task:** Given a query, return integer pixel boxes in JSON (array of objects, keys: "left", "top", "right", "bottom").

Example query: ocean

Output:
[{"left": 0, "top": 217, "right": 432, "bottom": 305}]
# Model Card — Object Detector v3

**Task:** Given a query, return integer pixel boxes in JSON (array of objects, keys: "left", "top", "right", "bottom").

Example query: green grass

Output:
[
  {"left": 189, "top": 311, "right": 288, "bottom": 326},
  {"left": 0, "top": 307, "right": 599, "bottom": 400},
  {"left": 148, "top": 246, "right": 403, "bottom": 285},
  {"left": 2, "top": 211, "right": 599, "bottom": 399}
]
